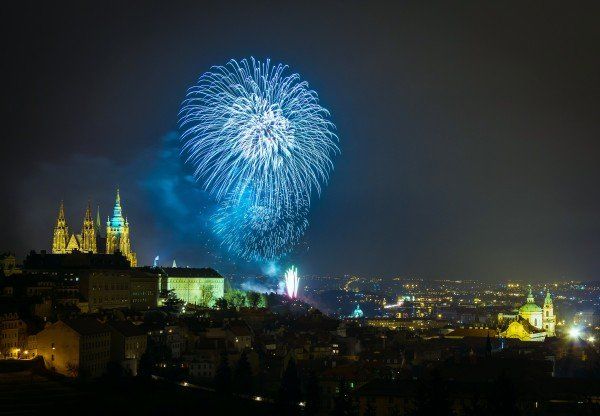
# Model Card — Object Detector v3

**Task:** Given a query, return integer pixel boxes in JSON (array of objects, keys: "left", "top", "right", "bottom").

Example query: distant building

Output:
[
  {"left": 146, "top": 324, "right": 184, "bottom": 358},
  {"left": 349, "top": 304, "right": 364, "bottom": 319},
  {"left": 445, "top": 328, "right": 499, "bottom": 339},
  {"left": 24, "top": 250, "right": 131, "bottom": 270},
  {"left": 51, "top": 189, "right": 136, "bottom": 267},
  {"left": 0, "top": 312, "right": 27, "bottom": 358},
  {"left": 80, "top": 270, "right": 132, "bottom": 312},
  {"left": 186, "top": 357, "right": 215, "bottom": 379},
  {"left": 80, "top": 270, "right": 158, "bottom": 312},
  {"left": 0, "top": 253, "right": 20, "bottom": 276},
  {"left": 130, "top": 270, "right": 160, "bottom": 310},
  {"left": 228, "top": 321, "right": 253, "bottom": 351},
  {"left": 23, "top": 251, "right": 158, "bottom": 312},
  {"left": 108, "top": 321, "right": 147, "bottom": 376},
  {"left": 37, "top": 318, "right": 111, "bottom": 378}
]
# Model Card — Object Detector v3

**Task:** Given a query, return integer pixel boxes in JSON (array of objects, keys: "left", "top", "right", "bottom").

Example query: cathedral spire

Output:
[
  {"left": 105, "top": 188, "right": 136, "bottom": 267},
  {"left": 57, "top": 200, "right": 66, "bottom": 225},
  {"left": 81, "top": 200, "right": 97, "bottom": 253},
  {"left": 52, "top": 200, "right": 69, "bottom": 253},
  {"left": 95, "top": 205, "right": 101, "bottom": 233},
  {"left": 110, "top": 187, "right": 125, "bottom": 227},
  {"left": 84, "top": 200, "right": 93, "bottom": 221}
]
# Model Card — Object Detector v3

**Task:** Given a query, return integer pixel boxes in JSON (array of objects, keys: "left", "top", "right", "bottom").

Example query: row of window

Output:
[
  {"left": 82, "top": 350, "right": 109, "bottom": 360},
  {"left": 91, "top": 298, "right": 129, "bottom": 303},
  {"left": 91, "top": 285, "right": 129, "bottom": 290},
  {"left": 82, "top": 338, "right": 109, "bottom": 349}
]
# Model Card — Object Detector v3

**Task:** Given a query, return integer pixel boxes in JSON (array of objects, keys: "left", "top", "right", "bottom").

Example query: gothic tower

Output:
[
  {"left": 52, "top": 201, "right": 69, "bottom": 253},
  {"left": 106, "top": 188, "right": 137, "bottom": 266},
  {"left": 95, "top": 206, "right": 102, "bottom": 235},
  {"left": 542, "top": 290, "right": 556, "bottom": 337},
  {"left": 81, "top": 201, "right": 97, "bottom": 253}
]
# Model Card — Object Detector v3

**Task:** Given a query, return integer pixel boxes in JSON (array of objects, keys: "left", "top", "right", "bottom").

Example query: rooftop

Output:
[
  {"left": 153, "top": 267, "right": 222, "bottom": 278},
  {"left": 108, "top": 320, "right": 146, "bottom": 337},
  {"left": 63, "top": 318, "right": 109, "bottom": 335}
]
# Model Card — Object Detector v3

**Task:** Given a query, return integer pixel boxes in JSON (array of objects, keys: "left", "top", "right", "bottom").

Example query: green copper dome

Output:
[
  {"left": 519, "top": 302, "right": 542, "bottom": 313},
  {"left": 519, "top": 286, "right": 542, "bottom": 313}
]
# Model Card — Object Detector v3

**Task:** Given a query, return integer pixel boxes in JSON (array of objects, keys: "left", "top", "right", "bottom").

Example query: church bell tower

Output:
[{"left": 543, "top": 290, "right": 556, "bottom": 337}]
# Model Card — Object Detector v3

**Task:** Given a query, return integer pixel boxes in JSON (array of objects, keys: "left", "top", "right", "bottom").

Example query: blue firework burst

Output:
[{"left": 179, "top": 57, "right": 338, "bottom": 260}]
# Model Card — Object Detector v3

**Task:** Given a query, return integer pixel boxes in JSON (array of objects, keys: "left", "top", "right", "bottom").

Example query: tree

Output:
[
  {"left": 106, "top": 361, "right": 124, "bottom": 379},
  {"left": 66, "top": 362, "right": 79, "bottom": 378},
  {"left": 279, "top": 357, "right": 301, "bottom": 412},
  {"left": 138, "top": 338, "right": 172, "bottom": 378},
  {"left": 225, "top": 290, "right": 247, "bottom": 309},
  {"left": 163, "top": 289, "right": 185, "bottom": 313},
  {"left": 305, "top": 370, "right": 320, "bottom": 416},
  {"left": 412, "top": 374, "right": 453, "bottom": 416},
  {"left": 246, "top": 291, "right": 261, "bottom": 308},
  {"left": 258, "top": 293, "right": 268, "bottom": 308},
  {"left": 199, "top": 285, "right": 214, "bottom": 308},
  {"left": 333, "top": 378, "right": 355, "bottom": 416},
  {"left": 364, "top": 397, "right": 376, "bottom": 416},
  {"left": 485, "top": 332, "right": 492, "bottom": 357},
  {"left": 233, "top": 350, "right": 253, "bottom": 394},
  {"left": 214, "top": 350, "right": 232, "bottom": 394},
  {"left": 215, "top": 297, "right": 228, "bottom": 310},
  {"left": 488, "top": 372, "right": 520, "bottom": 416}
]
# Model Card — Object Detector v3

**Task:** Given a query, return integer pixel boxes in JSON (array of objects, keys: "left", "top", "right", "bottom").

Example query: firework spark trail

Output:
[
  {"left": 211, "top": 186, "right": 309, "bottom": 260},
  {"left": 180, "top": 57, "right": 338, "bottom": 260},
  {"left": 284, "top": 266, "right": 299, "bottom": 299}
]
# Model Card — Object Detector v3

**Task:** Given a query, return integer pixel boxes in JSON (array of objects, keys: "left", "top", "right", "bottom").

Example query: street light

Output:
[{"left": 568, "top": 327, "right": 581, "bottom": 339}]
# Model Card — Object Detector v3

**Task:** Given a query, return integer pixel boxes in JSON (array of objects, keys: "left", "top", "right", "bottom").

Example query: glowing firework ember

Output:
[
  {"left": 284, "top": 266, "right": 299, "bottom": 299},
  {"left": 179, "top": 57, "right": 338, "bottom": 260}
]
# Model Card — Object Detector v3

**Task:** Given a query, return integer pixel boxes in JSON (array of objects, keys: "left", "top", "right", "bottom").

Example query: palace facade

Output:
[{"left": 52, "top": 189, "right": 137, "bottom": 267}]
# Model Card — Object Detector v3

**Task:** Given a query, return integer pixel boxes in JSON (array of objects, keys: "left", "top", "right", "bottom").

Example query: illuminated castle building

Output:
[
  {"left": 52, "top": 189, "right": 137, "bottom": 267},
  {"left": 499, "top": 287, "right": 556, "bottom": 342}
]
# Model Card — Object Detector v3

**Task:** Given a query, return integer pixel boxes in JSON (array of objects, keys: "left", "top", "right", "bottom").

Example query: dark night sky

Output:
[{"left": 2, "top": 1, "right": 599, "bottom": 281}]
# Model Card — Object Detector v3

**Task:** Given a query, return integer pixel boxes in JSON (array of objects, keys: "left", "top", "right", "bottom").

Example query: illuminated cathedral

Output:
[{"left": 52, "top": 189, "right": 137, "bottom": 266}]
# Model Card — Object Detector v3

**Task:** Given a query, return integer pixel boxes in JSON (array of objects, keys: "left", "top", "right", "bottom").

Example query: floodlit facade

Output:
[
  {"left": 158, "top": 267, "right": 224, "bottom": 307},
  {"left": 37, "top": 319, "right": 111, "bottom": 378}
]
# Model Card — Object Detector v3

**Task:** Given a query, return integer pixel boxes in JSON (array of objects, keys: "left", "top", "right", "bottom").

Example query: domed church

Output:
[{"left": 499, "top": 287, "right": 556, "bottom": 342}]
